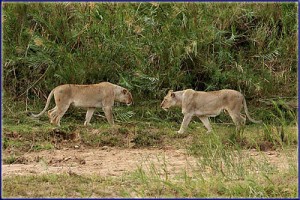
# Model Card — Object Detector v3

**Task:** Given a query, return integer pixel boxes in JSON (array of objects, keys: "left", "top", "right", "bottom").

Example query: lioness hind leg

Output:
[
  {"left": 228, "top": 111, "right": 245, "bottom": 132},
  {"left": 237, "top": 114, "right": 246, "bottom": 134},
  {"left": 84, "top": 108, "right": 95, "bottom": 126},
  {"left": 198, "top": 116, "right": 212, "bottom": 133},
  {"left": 52, "top": 105, "right": 70, "bottom": 126},
  {"left": 178, "top": 114, "right": 193, "bottom": 134},
  {"left": 240, "top": 114, "right": 246, "bottom": 126},
  {"left": 48, "top": 106, "right": 58, "bottom": 124}
]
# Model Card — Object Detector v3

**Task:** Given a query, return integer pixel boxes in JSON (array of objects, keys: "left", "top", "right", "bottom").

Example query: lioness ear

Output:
[
  {"left": 122, "top": 89, "right": 127, "bottom": 94},
  {"left": 171, "top": 92, "right": 175, "bottom": 98},
  {"left": 168, "top": 90, "right": 173, "bottom": 94}
]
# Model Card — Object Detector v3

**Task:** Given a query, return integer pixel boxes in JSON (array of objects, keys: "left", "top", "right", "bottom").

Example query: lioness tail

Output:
[
  {"left": 243, "top": 98, "right": 262, "bottom": 124},
  {"left": 32, "top": 89, "right": 54, "bottom": 118}
]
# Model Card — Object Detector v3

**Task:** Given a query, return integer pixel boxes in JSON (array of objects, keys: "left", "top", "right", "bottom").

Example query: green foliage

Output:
[{"left": 3, "top": 3, "right": 297, "bottom": 103}]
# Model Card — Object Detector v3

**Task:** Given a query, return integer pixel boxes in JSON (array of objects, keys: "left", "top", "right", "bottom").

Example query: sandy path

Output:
[
  {"left": 2, "top": 147, "right": 197, "bottom": 178},
  {"left": 2, "top": 147, "right": 295, "bottom": 178}
]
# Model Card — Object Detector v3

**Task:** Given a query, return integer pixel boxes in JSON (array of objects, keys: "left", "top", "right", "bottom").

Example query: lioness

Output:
[
  {"left": 161, "top": 89, "right": 261, "bottom": 133},
  {"left": 32, "top": 82, "right": 133, "bottom": 126}
]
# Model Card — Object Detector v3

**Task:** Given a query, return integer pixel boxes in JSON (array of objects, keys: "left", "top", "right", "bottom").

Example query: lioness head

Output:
[
  {"left": 160, "top": 90, "right": 177, "bottom": 111},
  {"left": 117, "top": 88, "right": 133, "bottom": 106}
]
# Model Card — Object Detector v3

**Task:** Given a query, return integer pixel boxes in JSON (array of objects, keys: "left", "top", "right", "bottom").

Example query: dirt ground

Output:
[{"left": 2, "top": 146, "right": 295, "bottom": 178}]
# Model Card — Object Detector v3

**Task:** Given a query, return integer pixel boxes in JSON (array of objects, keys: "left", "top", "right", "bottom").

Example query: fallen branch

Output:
[{"left": 259, "top": 98, "right": 298, "bottom": 109}]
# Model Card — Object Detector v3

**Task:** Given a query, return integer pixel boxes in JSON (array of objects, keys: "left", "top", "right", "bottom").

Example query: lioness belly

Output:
[
  {"left": 72, "top": 99, "right": 103, "bottom": 108},
  {"left": 194, "top": 108, "right": 222, "bottom": 117}
]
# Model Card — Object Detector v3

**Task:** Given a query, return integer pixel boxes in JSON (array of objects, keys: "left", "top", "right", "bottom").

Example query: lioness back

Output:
[
  {"left": 53, "top": 82, "right": 115, "bottom": 108},
  {"left": 182, "top": 89, "right": 243, "bottom": 115}
]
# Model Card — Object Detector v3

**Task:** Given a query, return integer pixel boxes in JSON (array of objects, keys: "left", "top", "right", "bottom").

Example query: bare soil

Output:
[{"left": 2, "top": 146, "right": 295, "bottom": 178}]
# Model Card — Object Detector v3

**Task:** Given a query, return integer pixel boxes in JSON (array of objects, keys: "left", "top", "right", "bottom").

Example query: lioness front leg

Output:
[
  {"left": 178, "top": 114, "right": 193, "bottom": 134},
  {"left": 84, "top": 108, "right": 95, "bottom": 126},
  {"left": 103, "top": 106, "right": 114, "bottom": 125},
  {"left": 198, "top": 116, "right": 212, "bottom": 133}
]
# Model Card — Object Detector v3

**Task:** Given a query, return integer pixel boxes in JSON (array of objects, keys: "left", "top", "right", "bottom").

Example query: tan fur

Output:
[
  {"left": 161, "top": 89, "right": 261, "bottom": 133},
  {"left": 32, "top": 82, "right": 133, "bottom": 126}
]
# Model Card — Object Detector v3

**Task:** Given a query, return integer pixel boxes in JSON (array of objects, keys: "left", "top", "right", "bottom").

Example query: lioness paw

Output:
[{"left": 84, "top": 122, "right": 91, "bottom": 126}]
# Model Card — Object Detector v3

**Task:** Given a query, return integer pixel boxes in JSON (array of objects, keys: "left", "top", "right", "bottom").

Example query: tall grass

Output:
[
  {"left": 125, "top": 142, "right": 297, "bottom": 197},
  {"left": 3, "top": 3, "right": 297, "bottom": 106}
]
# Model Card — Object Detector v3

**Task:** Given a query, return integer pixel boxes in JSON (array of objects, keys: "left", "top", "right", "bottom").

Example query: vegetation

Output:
[
  {"left": 3, "top": 3, "right": 297, "bottom": 101},
  {"left": 3, "top": 165, "right": 297, "bottom": 197},
  {"left": 2, "top": 119, "right": 298, "bottom": 198},
  {"left": 2, "top": 2, "right": 297, "bottom": 198}
]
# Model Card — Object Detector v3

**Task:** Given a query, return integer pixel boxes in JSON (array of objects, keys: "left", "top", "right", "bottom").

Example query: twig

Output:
[
  {"left": 25, "top": 90, "right": 29, "bottom": 112},
  {"left": 93, "top": 113, "right": 106, "bottom": 119},
  {"left": 259, "top": 98, "right": 298, "bottom": 108},
  {"left": 18, "top": 66, "right": 50, "bottom": 98},
  {"left": 259, "top": 97, "right": 297, "bottom": 100},
  {"left": 94, "top": 113, "right": 122, "bottom": 123}
]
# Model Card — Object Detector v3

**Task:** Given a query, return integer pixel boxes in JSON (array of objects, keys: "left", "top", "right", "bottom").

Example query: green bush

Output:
[
  {"left": 3, "top": 3, "right": 297, "bottom": 98},
  {"left": 3, "top": 3, "right": 297, "bottom": 123}
]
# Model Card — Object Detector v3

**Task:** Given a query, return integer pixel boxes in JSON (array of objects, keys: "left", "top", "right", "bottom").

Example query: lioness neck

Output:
[
  {"left": 174, "top": 91, "right": 184, "bottom": 107},
  {"left": 113, "top": 85, "right": 123, "bottom": 96}
]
